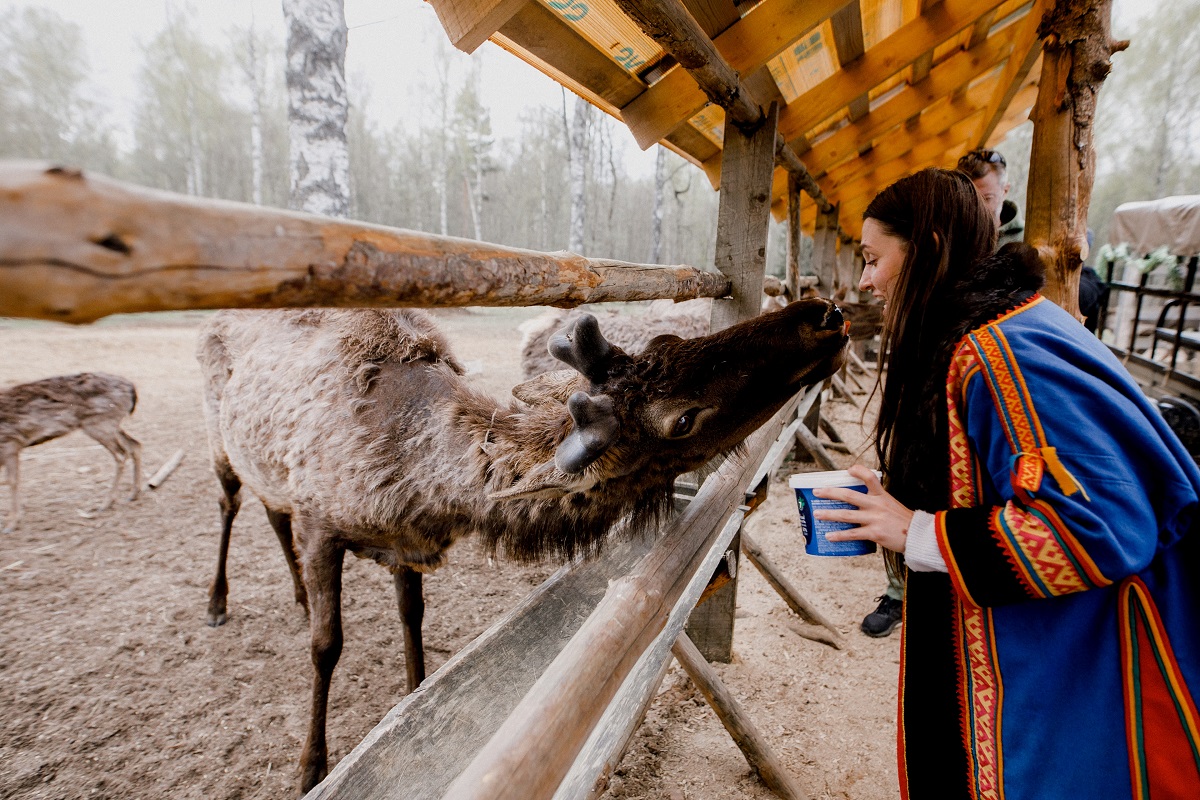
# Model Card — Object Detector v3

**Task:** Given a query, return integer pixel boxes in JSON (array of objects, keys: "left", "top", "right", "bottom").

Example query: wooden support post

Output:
[
  {"left": 812, "top": 202, "right": 839, "bottom": 298},
  {"left": 795, "top": 419, "right": 840, "bottom": 471},
  {"left": 696, "top": 103, "right": 779, "bottom": 661},
  {"left": 1024, "top": 0, "right": 1128, "bottom": 317},
  {"left": 0, "top": 162, "right": 731, "bottom": 323},
  {"left": 672, "top": 633, "right": 807, "bottom": 800},
  {"left": 741, "top": 530, "right": 843, "bottom": 648},
  {"left": 786, "top": 172, "right": 803, "bottom": 300},
  {"left": 709, "top": 103, "right": 779, "bottom": 332}
]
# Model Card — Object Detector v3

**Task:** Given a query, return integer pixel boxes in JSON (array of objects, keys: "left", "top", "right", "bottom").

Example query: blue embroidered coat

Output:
[{"left": 900, "top": 293, "right": 1200, "bottom": 800}]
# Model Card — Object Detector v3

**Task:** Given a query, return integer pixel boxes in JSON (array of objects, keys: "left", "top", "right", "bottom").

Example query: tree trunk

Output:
[
  {"left": 568, "top": 95, "right": 589, "bottom": 254},
  {"left": 651, "top": 146, "right": 666, "bottom": 264},
  {"left": 283, "top": 0, "right": 350, "bottom": 218},
  {"left": 247, "top": 27, "right": 264, "bottom": 206},
  {"left": 1024, "top": 0, "right": 1128, "bottom": 316}
]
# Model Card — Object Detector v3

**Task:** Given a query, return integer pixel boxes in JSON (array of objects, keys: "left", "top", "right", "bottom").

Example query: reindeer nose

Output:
[{"left": 821, "top": 304, "right": 844, "bottom": 331}]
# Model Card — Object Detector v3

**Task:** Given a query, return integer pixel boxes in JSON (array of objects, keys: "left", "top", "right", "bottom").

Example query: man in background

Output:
[{"left": 957, "top": 148, "right": 1025, "bottom": 247}]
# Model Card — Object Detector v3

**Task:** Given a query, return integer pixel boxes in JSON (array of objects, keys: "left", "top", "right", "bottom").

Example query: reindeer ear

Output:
[
  {"left": 512, "top": 369, "right": 581, "bottom": 406},
  {"left": 556, "top": 391, "right": 619, "bottom": 474},
  {"left": 548, "top": 314, "right": 614, "bottom": 384}
]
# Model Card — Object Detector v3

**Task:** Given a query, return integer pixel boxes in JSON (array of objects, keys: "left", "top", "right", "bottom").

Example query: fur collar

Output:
[{"left": 933, "top": 242, "right": 1045, "bottom": 351}]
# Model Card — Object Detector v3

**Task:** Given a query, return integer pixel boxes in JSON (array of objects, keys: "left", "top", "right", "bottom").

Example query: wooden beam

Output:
[
  {"left": 426, "top": 0, "right": 525, "bottom": 54},
  {"left": 830, "top": 1, "right": 867, "bottom": 122},
  {"left": 794, "top": 25, "right": 1016, "bottom": 176},
  {"left": 442, "top": 394, "right": 809, "bottom": 800},
  {"left": 619, "top": 0, "right": 850, "bottom": 150},
  {"left": 710, "top": 103, "right": 779, "bottom": 331},
  {"left": 813, "top": 203, "right": 839, "bottom": 296},
  {"left": 973, "top": 0, "right": 1049, "bottom": 148},
  {"left": 0, "top": 162, "right": 730, "bottom": 323},
  {"left": 776, "top": 0, "right": 1009, "bottom": 143},
  {"left": 1025, "top": 0, "right": 1128, "bottom": 316},
  {"left": 822, "top": 106, "right": 986, "bottom": 194},
  {"left": 493, "top": 2, "right": 646, "bottom": 115},
  {"left": 786, "top": 173, "right": 803, "bottom": 298}
]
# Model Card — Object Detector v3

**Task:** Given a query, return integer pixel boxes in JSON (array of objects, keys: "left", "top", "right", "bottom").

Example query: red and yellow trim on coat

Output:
[
  {"left": 952, "top": 307, "right": 1104, "bottom": 599},
  {"left": 1120, "top": 577, "right": 1200, "bottom": 800}
]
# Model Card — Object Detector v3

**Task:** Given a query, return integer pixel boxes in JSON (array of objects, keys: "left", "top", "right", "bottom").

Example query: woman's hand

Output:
[{"left": 812, "top": 464, "right": 915, "bottom": 553}]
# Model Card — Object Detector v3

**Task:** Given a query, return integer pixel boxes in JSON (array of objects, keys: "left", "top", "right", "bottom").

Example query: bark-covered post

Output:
[
  {"left": 283, "top": 0, "right": 350, "bottom": 217},
  {"left": 1024, "top": 0, "right": 1128, "bottom": 316},
  {"left": 812, "top": 202, "right": 839, "bottom": 298},
  {"left": 786, "top": 172, "right": 803, "bottom": 299}
]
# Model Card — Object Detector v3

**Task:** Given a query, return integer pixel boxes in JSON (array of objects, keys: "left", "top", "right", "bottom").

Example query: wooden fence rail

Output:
[{"left": 0, "top": 161, "right": 730, "bottom": 324}]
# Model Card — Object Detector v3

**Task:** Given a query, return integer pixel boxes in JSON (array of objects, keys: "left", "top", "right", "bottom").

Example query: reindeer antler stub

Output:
[
  {"left": 548, "top": 313, "right": 614, "bottom": 384},
  {"left": 555, "top": 391, "right": 619, "bottom": 474}
]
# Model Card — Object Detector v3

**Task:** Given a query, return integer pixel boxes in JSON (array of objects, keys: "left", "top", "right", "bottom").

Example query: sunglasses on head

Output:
[{"left": 959, "top": 149, "right": 1006, "bottom": 168}]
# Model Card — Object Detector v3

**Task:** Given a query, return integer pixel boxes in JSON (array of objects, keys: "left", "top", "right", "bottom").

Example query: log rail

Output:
[{"left": 0, "top": 161, "right": 730, "bottom": 324}]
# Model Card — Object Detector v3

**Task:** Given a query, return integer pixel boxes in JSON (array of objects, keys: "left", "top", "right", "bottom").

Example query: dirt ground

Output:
[{"left": 0, "top": 308, "right": 898, "bottom": 800}]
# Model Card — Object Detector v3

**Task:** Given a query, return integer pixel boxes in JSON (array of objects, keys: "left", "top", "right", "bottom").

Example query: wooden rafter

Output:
[
  {"left": 830, "top": 2, "right": 869, "bottom": 121},
  {"left": 618, "top": 0, "right": 850, "bottom": 150},
  {"left": 973, "top": 0, "right": 1050, "bottom": 147},
  {"left": 427, "top": 0, "right": 526, "bottom": 54}
]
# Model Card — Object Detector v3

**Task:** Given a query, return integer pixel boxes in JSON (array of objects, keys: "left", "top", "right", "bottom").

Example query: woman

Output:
[{"left": 814, "top": 169, "right": 1200, "bottom": 799}]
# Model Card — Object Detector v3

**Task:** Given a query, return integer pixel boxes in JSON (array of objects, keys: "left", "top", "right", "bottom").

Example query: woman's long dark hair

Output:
[{"left": 865, "top": 168, "right": 995, "bottom": 511}]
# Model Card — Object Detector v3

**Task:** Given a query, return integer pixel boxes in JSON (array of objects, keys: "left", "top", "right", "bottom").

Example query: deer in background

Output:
[
  {"left": 197, "top": 300, "right": 848, "bottom": 793},
  {"left": 1, "top": 373, "right": 143, "bottom": 533}
]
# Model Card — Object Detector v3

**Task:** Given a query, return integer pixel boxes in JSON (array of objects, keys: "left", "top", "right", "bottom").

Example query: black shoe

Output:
[{"left": 861, "top": 595, "right": 903, "bottom": 638}]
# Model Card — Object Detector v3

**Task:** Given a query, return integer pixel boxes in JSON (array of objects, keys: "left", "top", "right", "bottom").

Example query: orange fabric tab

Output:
[
  {"left": 1012, "top": 452, "right": 1044, "bottom": 493},
  {"left": 1039, "top": 446, "right": 1089, "bottom": 500}
]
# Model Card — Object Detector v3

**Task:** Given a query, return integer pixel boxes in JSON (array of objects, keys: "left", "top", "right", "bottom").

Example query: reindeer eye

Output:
[{"left": 670, "top": 409, "right": 699, "bottom": 438}]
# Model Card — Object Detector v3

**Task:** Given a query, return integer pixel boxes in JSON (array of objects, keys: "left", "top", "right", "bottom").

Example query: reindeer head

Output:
[{"left": 498, "top": 298, "right": 848, "bottom": 501}]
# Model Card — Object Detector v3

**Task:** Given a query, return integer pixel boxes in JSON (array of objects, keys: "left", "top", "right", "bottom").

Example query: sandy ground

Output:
[{"left": 0, "top": 308, "right": 898, "bottom": 800}]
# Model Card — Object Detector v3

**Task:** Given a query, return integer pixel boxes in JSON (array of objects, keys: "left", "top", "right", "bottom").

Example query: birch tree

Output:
[
  {"left": 566, "top": 94, "right": 592, "bottom": 253},
  {"left": 283, "top": 0, "right": 350, "bottom": 217},
  {"left": 651, "top": 145, "right": 667, "bottom": 263}
]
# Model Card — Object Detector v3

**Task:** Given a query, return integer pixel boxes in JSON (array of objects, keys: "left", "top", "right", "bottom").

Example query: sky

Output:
[
  {"left": 4, "top": 0, "right": 1155, "bottom": 178},
  {"left": 3, "top": 0, "right": 662, "bottom": 175}
]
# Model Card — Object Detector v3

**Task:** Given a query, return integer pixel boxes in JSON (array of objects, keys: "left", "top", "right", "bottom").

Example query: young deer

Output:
[
  {"left": 1, "top": 372, "right": 143, "bottom": 533},
  {"left": 198, "top": 301, "right": 848, "bottom": 792}
]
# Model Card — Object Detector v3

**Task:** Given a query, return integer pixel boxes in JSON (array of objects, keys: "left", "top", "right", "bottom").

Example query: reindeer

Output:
[
  {"left": 1, "top": 373, "right": 142, "bottom": 533},
  {"left": 197, "top": 299, "right": 848, "bottom": 792}
]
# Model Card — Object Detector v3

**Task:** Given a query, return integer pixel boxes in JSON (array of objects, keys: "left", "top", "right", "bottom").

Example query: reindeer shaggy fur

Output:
[
  {"left": 198, "top": 300, "right": 848, "bottom": 792},
  {"left": 1, "top": 372, "right": 142, "bottom": 533}
]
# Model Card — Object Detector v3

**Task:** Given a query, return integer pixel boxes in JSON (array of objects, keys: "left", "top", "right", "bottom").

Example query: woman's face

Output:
[{"left": 859, "top": 218, "right": 909, "bottom": 307}]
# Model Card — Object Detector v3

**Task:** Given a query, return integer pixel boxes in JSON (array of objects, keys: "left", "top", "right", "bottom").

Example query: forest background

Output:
[{"left": 1, "top": 0, "right": 1197, "bottom": 273}]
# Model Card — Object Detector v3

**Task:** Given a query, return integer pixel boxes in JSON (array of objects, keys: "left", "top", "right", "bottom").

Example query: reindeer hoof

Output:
[{"left": 206, "top": 602, "right": 228, "bottom": 627}]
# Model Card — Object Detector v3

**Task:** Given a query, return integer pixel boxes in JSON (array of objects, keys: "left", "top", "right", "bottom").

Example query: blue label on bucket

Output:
[{"left": 794, "top": 485, "right": 878, "bottom": 557}]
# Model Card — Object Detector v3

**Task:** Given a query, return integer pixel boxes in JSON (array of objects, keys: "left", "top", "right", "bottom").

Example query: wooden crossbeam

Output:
[
  {"left": 973, "top": 0, "right": 1049, "bottom": 148},
  {"left": 829, "top": 1, "right": 869, "bottom": 121},
  {"left": 426, "top": 0, "right": 525, "bottom": 54},
  {"left": 492, "top": 2, "right": 647, "bottom": 117},
  {"left": 793, "top": 23, "right": 1017, "bottom": 177},
  {"left": 986, "top": 77, "right": 1040, "bottom": 146},
  {"left": 618, "top": 0, "right": 850, "bottom": 150},
  {"left": 776, "top": 0, "right": 1008, "bottom": 143},
  {"left": 0, "top": 162, "right": 730, "bottom": 323}
]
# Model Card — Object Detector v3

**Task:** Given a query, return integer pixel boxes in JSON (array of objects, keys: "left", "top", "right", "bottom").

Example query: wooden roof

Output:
[{"left": 428, "top": 0, "right": 1045, "bottom": 239}]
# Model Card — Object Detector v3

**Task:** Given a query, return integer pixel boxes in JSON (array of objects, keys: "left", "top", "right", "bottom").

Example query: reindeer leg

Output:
[
  {"left": 206, "top": 462, "right": 241, "bottom": 627},
  {"left": 119, "top": 430, "right": 142, "bottom": 502},
  {"left": 2, "top": 450, "right": 19, "bottom": 533},
  {"left": 297, "top": 525, "right": 344, "bottom": 795},
  {"left": 394, "top": 566, "right": 426, "bottom": 692},
  {"left": 265, "top": 507, "right": 308, "bottom": 613},
  {"left": 81, "top": 423, "right": 127, "bottom": 513}
]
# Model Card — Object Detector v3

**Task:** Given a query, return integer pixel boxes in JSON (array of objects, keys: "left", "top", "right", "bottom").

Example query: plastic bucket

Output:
[{"left": 788, "top": 470, "right": 880, "bottom": 557}]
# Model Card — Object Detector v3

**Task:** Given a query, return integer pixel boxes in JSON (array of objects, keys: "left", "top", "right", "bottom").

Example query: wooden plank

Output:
[
  {"left": 426, "top": 0, "right": 526, "bottom": 54},
  {"left": 776, "top": 0, "right": 1009, "bottom": 143},
  {"left": 671, "top": 632, "right": 806, "bottom": 799},
  {"left": 442, "top": 393, "right": 807, "bottom": 800},
  {"left": 683, "top": 531, "right": 740, "bottom": 662},
  {"left": 830, "top": 2, "right": 869, "bottom": 122},
  {"left": 681, "top": 0, "right": 741, "bottom": 38},
  {"left": 619, "top": 0, "right": 851, "bottom": 149},
  {"left": 0, "top": 162, "right": 730, "bottom": 323},
  {"left": 793, "top": 25, "right": 1016, "bottom": 176},
  {"left": 307, "top": 534, "right": 658, "bottom": 799},
  {"left": 972, "top": 0, "right": 1049, "bottom": 148},
  {"left": 710, "top": 103, "right": 780, "bottom": 331},
  {"left": 493, "top": 2, "right": 646, "bottom": 112}
]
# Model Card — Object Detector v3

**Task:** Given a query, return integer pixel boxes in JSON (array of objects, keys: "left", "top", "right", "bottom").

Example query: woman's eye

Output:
[{"left": 672, "top": 413, "right": 695, "bottom": 437}]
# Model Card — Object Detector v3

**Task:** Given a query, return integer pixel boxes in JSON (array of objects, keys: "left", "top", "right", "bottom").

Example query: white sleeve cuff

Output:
[{"left": 904, "top": 510, "right": 948, "bottom": 573}]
